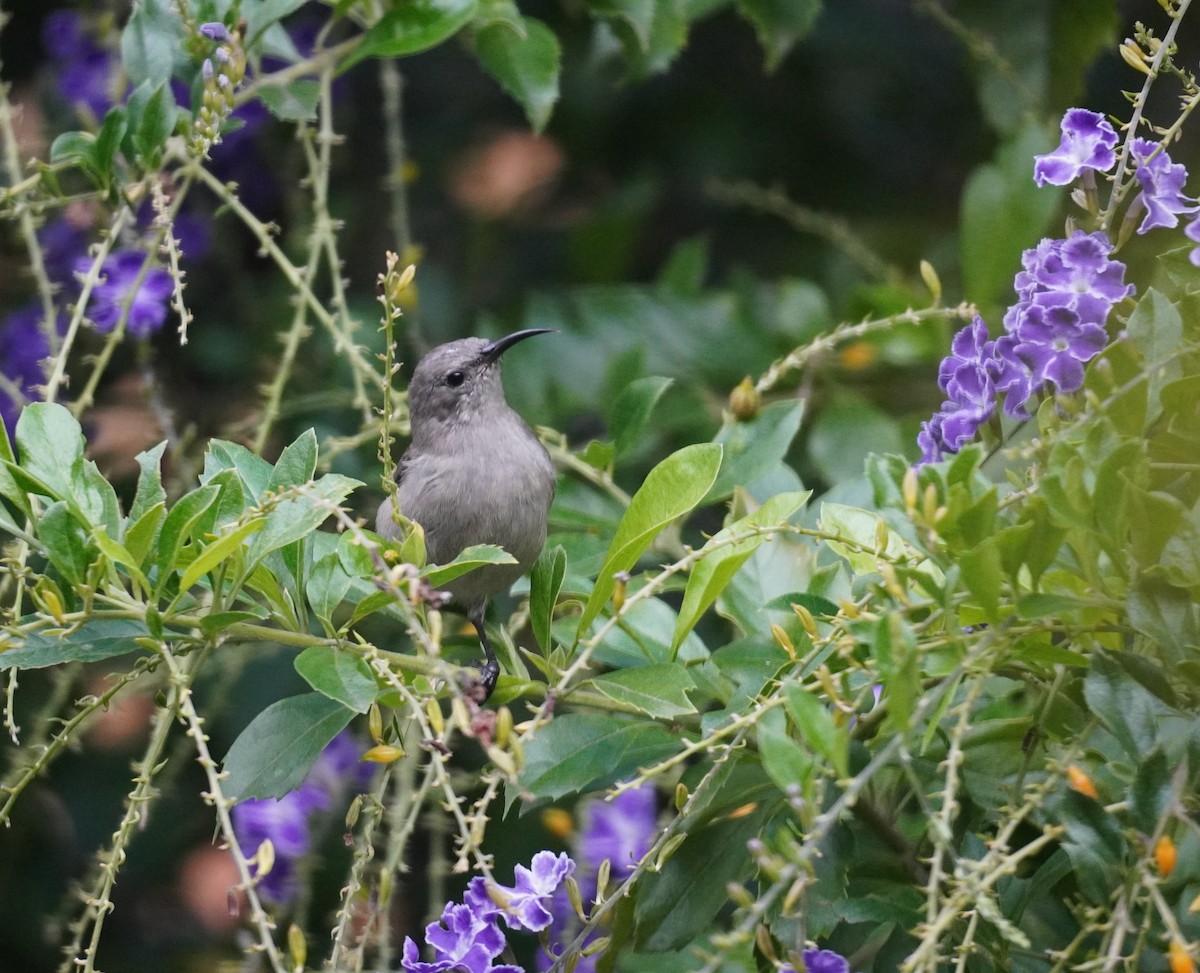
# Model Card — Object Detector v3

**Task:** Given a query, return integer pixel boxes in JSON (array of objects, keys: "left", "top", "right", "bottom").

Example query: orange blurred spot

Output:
[
  {"left": 838, "top": 340, "right": 877, "bottom": 371},
  {"left": 1066, "top": 764, "right": 1098, "bottom": 800},
  {"left": 1170, "top": 940, "right": 1195, "bottom": 973},
  {"left": 541, "top": 807, "right": 575, "bottom": 840},
  {"left": 727, "top": 802, "right": 759, "bottom": 820},
  {"left": 1156, "top": 834, "right": 1178, "bottom": 878}
]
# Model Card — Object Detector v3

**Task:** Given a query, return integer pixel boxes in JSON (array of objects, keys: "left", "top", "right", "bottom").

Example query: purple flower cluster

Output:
[
  {"left": 232, "top": 732, "right": 370, "bottom": 905},
  {"left": 917, "top": 103, "right": 1200, "bottom": 462},
  {"left": 536, "top": 785, "right": 657, "bottom": 973},
  {"left": 401, "top": 852, "right": 576, "bottom": 973},
  {"left": 790, "top": 948, "right": 855, "bottom": 973},
  {"left": 76, "top": 251, "right": 174, "bottom": 338},
  {"left": 42, "top": 10, "right": 123, "bottom": 120}
]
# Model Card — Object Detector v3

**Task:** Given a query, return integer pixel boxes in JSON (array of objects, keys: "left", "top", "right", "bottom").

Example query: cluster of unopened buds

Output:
[{"left": 189, "top": 21, "right": 246, "bottom": 157}]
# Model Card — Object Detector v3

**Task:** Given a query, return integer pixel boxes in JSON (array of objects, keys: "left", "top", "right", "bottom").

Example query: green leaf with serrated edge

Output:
[
  {"left": 530, "top": 544, "right": 566, "bottom": 653},
  {"left": 16, "top": 403, "right": 83, "bottom": 502},
  {"left": 130, "top": 442, "right": 167, "bottom": 523},
  {"left": 517, "top": 713, "right": 678, "bottom": 803},
  {"left": 671, "top": 490, "right": 809, "bottom": 653},
  {"left": 585, "top": 664, "right": 696, "bottom": 718},
  {"left": 92, "top": 530, "right": 151, "bottom": 595},
  {"left": 611, "top": 376, "right": 673, "bottom": 459},
  {"left": 40, "top": 502, "right": 90, "bottom": 584},
  {"left": 155, "top": 484, "right": 221, "bottom": 593},
  {"left": 475, "top": 15, "right": 560, "bottom": 132},
  {"left": 0, "top": 618, "right": 149, "bottom": 670},
  {"left": 705, "top": 400, "right": 803, "bottom": 503},
  {"left": 784, "top": 683, "right": 848, "bottom": 779},
  {"left": 222, "top": 693, "right": 354, "bottom": 802},
  {"left": 294, "top": 646, "right": 378, "bottom": 713},
  {"left": 307, "top": 551, "right": 353, "bottom": 627},
  {"left": 585, "top": 0, "right": 656, "bottom": 49},
  {"left": 421, "top": 543, "right": 517, "bottom": 589},
  {"left": 577, "top": 443, "right": 722, "bottom": 639},
  {"left": 203, "top": 439, "right": 274, "bottom": 500},
  {"left": 121, "top": 0, "right": 183, "bottom": 87},
  {"left": 735, "top": 0, "right": 821, "bottom": 70},
  {"left": 179, "top": 517, "right": 267, "bottom": 591},
  {"left": 124, "top": 501, "right": 165, "bottom": 569},
  {"left": 634, "top": 807, "right": 767, "bottom": 951},
  {"left": 340, "top": 0, "right": 478, "bottom": 72}
]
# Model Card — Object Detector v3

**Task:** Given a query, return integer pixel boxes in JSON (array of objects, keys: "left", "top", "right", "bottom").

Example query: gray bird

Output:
[{"left": 376, "top": 329, "right": 556, "bottom": 697}]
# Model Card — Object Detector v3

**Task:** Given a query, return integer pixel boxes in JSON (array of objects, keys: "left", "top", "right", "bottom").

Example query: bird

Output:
[{"left": 376, "top": 329, "right": 556, "bottom": 698}]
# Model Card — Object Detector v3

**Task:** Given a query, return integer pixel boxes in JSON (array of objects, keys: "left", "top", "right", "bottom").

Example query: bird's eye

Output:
[{"left": 445, "top": 370, "right": 466, "bottom": 388}]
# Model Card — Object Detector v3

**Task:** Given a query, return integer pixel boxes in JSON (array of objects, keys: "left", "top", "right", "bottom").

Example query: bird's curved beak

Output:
[{"left": 480, "top": 328, "right": 555, "bottom": 364}]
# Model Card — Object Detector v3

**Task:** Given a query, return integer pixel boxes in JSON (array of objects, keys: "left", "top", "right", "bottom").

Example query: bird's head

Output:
[{"left": 406, "top": 328, "right": 552, "bottom": 441}]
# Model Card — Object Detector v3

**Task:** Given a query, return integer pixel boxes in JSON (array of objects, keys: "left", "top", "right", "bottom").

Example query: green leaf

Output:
[
  {"left": 121, "top": 0, "right": 183, "bottom": 87},
  {"left": 179, "top": 517, "right": 267, "bottom": 591},
  {"left": 222, "top": 693, "right": 355, "bottom": 802},
  {"left": 585, "top": 0, "right": 657, "bottom": 50},
  {"left": 785, "top": 683, "right": 848, "bottom": 779},
  {"left": 256, "top": 79, "right": 321, "bottom": 121},
  {"left": 960, "top": 537, "right": 1004, "bottom": 622},
  {"left": 16, "top": 402, "right": 84, "bottom": 502},
  {"left": 130, "top": 442, "right": 168, "bottom": 522},
  {"left": 585, "top": 664, "right": 697, "bottom": 718},
  {"left": 1125, "top": 288, "right": 1183, "bottom": 422},
  {"left": 961, "top": 122, "right": 1061, "bottom": 309},
  {"left": 156, "top": 484, "right": 222, "bottom": 590},
  {"left": 756, "top": 704, "right": 814, "bottom": 792},
  {"left": 634, "top": 807, "right": 766, "bottom": 950},
  {"left": 203, "top": 439, "right": 274, "bottom": 500},
  {"left": 124, "top": 501, "right": 165, "bottom": 568},
  {"left": 610, "top": 376, "right": 673, "bottom": 459},
  {"left": 92, "top": 529, "right": 151, "bottom": 595},
  {"left": 307, "top": 551, "right": 354, "bottom": 626},
  {"left": 269, "top": 428, "right": 319, "bottom": 490},
  {"left": 39, "top": 502, "right": 90, "bottom": 584},
  {"left": 705, "top": 400, "right": 803, "bottom": 502},
  {"left": 422, "top": 543, "right": 517, "bottom": 588},
  {"left": 1059, "top": 791, "right": 1126, "bottom": 905},
  {"left": 873, "top": 614, "right": 919, "bottom": 733},
  {"left": 133, "top": 83, "right": 178, "bottom": 166},
  {"left": 821, "top": 501, "right": 909, "bottom": 574},
  {"left": 518, "top": 713, "right": 679, "bottom": 802},
  {"left": 671, "top": 490, "right": 809, "bottom": 652},
  {"left": 294, "top": 646, "right": 379, "bottom": 713},
  {"left": 0, "top": 618, "right": 149, "bottom": 670},
  {"left": 93, "top": 108, "right": 128, "bottom": 180},
  {"left": 808, "top": 395, "right": 902, "bottom": 487},
  {"left": 577, "top": 443, "right": 722, "bottom": 638},
  {"left": 1131, "top": 748, "right": 1173, "bottom": 825},
  {"left": 529, "top": 544, "right": 566, "bottom": 652},
  {"left": 1083, "top": 652, "right": 1161, "bottom": 761},
  {"left": 341, "top": 0, "right": 478, "bottom": 71},
  {"left": 735, "top": 0, "right": 821, "bottom": 70},
  {"left": 246, "top": 473, "right": 362, "bottom": 564},
  {"left": 474, "top": 16, "right": 561, "bottom": 133},
  {"left": 245, "top": 0, "right": 312, "bottom": 47}
]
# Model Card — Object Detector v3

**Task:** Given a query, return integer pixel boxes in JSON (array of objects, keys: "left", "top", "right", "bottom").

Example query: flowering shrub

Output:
[{"left": 0, "top": 3, "right": 1197, "bottom": 973}]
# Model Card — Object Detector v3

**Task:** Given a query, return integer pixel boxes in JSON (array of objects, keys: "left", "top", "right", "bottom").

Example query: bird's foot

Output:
[{"left": 461, "top": 658, "right": 499, "bottom": 705}]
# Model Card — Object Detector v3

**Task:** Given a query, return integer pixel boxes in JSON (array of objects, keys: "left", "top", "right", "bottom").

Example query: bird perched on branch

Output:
[{"left": 376, "top": 329, "right": 556, "bottom": 699}]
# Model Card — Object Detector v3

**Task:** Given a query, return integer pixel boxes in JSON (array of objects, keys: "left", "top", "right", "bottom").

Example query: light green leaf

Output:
[
  {"left": 784, "top": 683, "right": 848, "bottom": 778},
  {"left": 155, "top": 484, "right": 222, "bottom": 592},
  {"left": 577, "top": 443, "right": 722, "bottom": 638},
  {"left": 93, "top": 529, "right": 151, "bottom": 595},
  {"left": 15, "top": 402, "right": 84, "bottom": 503},
  {"left": 735, "top": 0, "right": 821, "bottom": 70},
  {"left": 294, "top": 646, "right": 378, "bottom": 713},
  {"left": 422, "top": 543, "right": 517, "bottom": 588},
  {"left": 130, "top": 442, "right": 167, "bottom": 523},
  {"left": 474, "top": 16, "right": 561, "bottom": 133},
  {"left": 671, "top": 490, "right": 809, "bottom": 652},
  {"left": 179, "top": 517, "right": 267, "bottom": 591},
  {"left": 307, "top": 551, "right": 354, "bottom": 626},
  {"left": 268, "top": 428, "right": 318, "bottom": 491},
  {"left": 256, "top": 79, "right": 321, "bottom": 121},
  {"left": 585, "top": 663, "right": 697, "bottom": 718},
  {"left": 222, "top": 693, "right": 355, "bottom": 802},
  {"left": 121, "top": 0, "right": 183, "bottom": 87}
]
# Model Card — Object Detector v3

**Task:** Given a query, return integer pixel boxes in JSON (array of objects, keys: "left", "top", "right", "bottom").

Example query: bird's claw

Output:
[{"left": 468, "top": 658, "right": 499, "bottom": 703}]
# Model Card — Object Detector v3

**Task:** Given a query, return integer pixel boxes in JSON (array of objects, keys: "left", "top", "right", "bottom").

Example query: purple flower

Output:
[
  {"left": 0, "top": 303, "right": 63, "bottom": 433},
  {"left": 1007, "top": 231, "right": 1134, "bottom": 324},
  {"left": 401, "top": 903, "right": 521, "bottom": 973},
  {"left": 917, "top": 317, "right": 1001, "bottom": 462},
  {"left": 75, "top": 251, "right": 174, "bottom": 338},
  {"left": 465, "top": 851, "right": 575, "bottom": 933},
  {"left": 917, "top": 412, "right": 947, "bottom": 465},
  {"left": 1186, "top": 215, "right": 1200, "bottom": 266},
  {"left": 43, "top": 10, "right": 121, "bottom": 119},
  {"left": 580, "top": 785, "right": 656, "bottom": 874},
  {"left": 1033, "top": 109, "right": 1118, "bottom": 187},
  {"left": 199, "top": 21, "right": 232, "bottom": 42},
  {"left": 1130, "top": 137, "right": 1196, "bottom": 233},
  {"left": 799, "top": 949, "right": 851, "bottom": 973},
  {"left": 232, "top": 731, "right": 369, "bottom": 906},
  {"left": 1006, "top": 303, "right": 1108, "bottom": 394}
]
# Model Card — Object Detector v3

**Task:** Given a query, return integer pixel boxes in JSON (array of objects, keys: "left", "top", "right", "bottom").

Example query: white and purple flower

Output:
[{"left": 1032, "top": 108, "right": 1118, "bottom": 187}]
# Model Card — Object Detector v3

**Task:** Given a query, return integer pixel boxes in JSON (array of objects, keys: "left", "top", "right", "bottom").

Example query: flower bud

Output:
[
  {"left": 1156, "top": 834, "right": 1178, "bottom": 878},
  {"left": 1169, "top": 940, "right": 1195, "bottom": 973},
  {"left": 287, "top": 924, "right": 307, "bottom": 972},
  {"left": 1066, "top": 764, "right": 1098, "bottom": 800},
  {"left": 362, "top": 743, "right": 405, "bottom": 763},
  {"left": 729, "top": 376, "right": 761, "bottom": 421}
]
